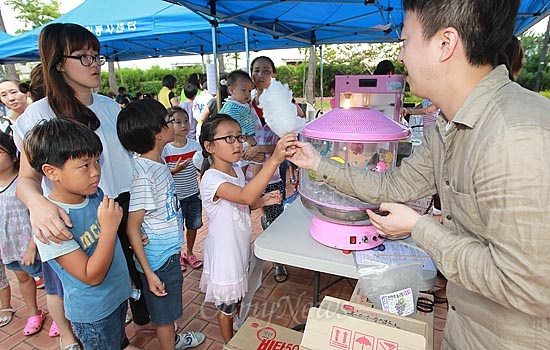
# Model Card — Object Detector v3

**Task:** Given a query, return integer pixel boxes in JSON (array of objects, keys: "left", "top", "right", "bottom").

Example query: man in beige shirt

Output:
[{"left": 287, "top": 1, "right": 550, "bottom": 349}]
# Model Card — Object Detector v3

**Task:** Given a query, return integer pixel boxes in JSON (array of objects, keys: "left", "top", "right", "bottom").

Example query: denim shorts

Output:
[
  {"left": 43, "top": 261, "right": 64, "bottom": 298},
  {"left": 72, "top": 301, "right": 127, "bottom": 350},
  {"left": 180, "top": 194, "right": 203, "bottom": 230},
  {"left": 216, "top": 299, "right": 242, "bottom": 316},
  {"left": 5, "top": 258, "right": 42, "bottom": 278},
  {"left": 140, "top": 254, "right": 183, "bottom": 326}
]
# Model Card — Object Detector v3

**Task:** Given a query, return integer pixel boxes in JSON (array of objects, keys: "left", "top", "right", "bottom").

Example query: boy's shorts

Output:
[
  {"left": 72, "top": 301, "right": 127, "bottom": 350},
  {"left": 43, "top": 261, "right": 64, "bottom": 297},
  {"left": 179, "top": 194, "right": 203, "bottom": 230},
  {"left": 5, "top": 258, "right": 42, "bottom": 278},
  {"left": 140, "top": 254, "right": 183, "bottom": 326}
]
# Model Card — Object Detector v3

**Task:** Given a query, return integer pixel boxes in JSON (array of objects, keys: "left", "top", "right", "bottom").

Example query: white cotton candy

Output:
[{"left": 259, "top": 78, "right": 306, "bottom": 137}]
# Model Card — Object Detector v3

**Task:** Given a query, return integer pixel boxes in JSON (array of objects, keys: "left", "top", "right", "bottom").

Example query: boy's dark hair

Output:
[
  {"left": 403, "top": 0, "right": 519, "bottom": 66},
  {"left": 198, "top": 113, "right": 239, "bottom": 174},
  {"left": 168, "top": 106, "right": 189, "bottom": 120},
  {"left": 117, "top": 99, "right": 168, "bottom": 154},
  {"left": 0, "top": 132, "right": 19, "bottom": 170},
  {"left": 162, "top": 74, "right": 177, "bottom": 89},
  {"left": 187, "top": 72, "right": 201, "bottom": 87},
  {"left": 183, "top": 83, "right": 198, "bottom": 100},
  {"left": 373, "top": 60, "right": 395, "bottom": 75},
  {"left": 25, "top": 118, "right": 103, "bottom": 175},
  {"left": 118, "top": 86, "right": 127, "bottom": 95},
  {"left": 226, "top": 69, "right": 252, "bottom": 87}
]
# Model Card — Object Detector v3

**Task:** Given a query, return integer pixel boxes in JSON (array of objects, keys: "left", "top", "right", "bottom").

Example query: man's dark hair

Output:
[
  {"left": 25, "top": 118, "right": 103, "bottom": 175},
  {"left": 183, "top": 83, "right": 198, "bottom": 99},
  {"left": 403, "top": 0, "right": 519, "bottom": 66},
  {"left": 117, "top": 99, "right": 168, "bottom": 154}
]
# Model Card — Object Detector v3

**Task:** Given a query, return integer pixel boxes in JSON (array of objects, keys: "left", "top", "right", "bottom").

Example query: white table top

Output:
[
  {"left": 254, "top": 200, "right": 436, "bottom": 290},
  {"left": 255, "top": 200, "right": 358, "bottom": 278}
]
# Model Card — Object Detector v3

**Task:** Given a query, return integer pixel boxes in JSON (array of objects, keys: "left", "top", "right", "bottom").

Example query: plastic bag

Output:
[{"left": 357, "top": 262, "right": 422, "bottom": 318}]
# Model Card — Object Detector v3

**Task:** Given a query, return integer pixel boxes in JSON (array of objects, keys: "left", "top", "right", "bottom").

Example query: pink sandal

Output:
[
  {"left": 49, "top": 320, "right": 60, "bottom": 337},
  {"left": 183, "top": 254, "right": 203, "bottom": 269},
  {"left": 179, "top": 254, "right": 187, "bottom": 272},
  {"left": 23, "top": 310, "right": 45, "bottom": 336}
]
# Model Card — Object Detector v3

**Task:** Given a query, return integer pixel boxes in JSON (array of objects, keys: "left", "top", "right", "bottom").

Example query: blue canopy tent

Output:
[
  {"left": 0, "top": 31, "right": 12, "bottom": 42},
  {"left": 0, "top": 0, "right": 308, "bottom": 64},
  {"left": 169, "top": 0, "right": 550, "bottom": 45},
  {"left": 170, "top": 0, "right": 550, "bottom": 106}
]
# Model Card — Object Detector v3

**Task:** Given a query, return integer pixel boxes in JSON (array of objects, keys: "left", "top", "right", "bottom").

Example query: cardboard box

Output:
[
  {"left": 301, "top": 296, "right": 429, "bottom": 350},
  {"left": 225, "top": 317, "right": 303, "bottom": 350},
  {"left": 350, "top": 283, "right": 435, "bottom": 350}
]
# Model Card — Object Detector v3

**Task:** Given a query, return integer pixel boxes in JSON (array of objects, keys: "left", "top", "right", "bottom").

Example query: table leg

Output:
[{"left": 313, "top": 271, "right": 320, "bottom": 307}]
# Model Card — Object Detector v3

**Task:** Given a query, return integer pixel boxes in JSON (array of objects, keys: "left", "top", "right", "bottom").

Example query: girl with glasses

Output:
[
  {"left": 197, "top": 114, "right": 296, "bottom": 343},
  {"left": 12, "top": 23, "right": 143, "bottom": 350}
]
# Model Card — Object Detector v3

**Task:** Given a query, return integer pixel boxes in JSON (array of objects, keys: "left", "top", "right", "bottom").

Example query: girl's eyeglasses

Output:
[
  {"left": 212, "top": 135, "right": 247, "bottom": 144},
  {"left": 63, "top": 54, "right": 106, "bottom": 67}
]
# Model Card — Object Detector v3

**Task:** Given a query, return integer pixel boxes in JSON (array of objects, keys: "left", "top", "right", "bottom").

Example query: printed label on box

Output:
[
  {"left": 330, "top": 326, "right": 352, "bottom": 349},
  {"left": 353, "top": 332, "right": 375, "bottom": 350},
  {"left": 380, "top": 288, "right": 414, "bottom": 317},
  {"left": 377, "top": 338, "right": 399, "bottom": 350}
]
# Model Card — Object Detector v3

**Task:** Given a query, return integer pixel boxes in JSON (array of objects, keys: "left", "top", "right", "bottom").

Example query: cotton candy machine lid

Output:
[{"left": 303, "top": 108, "right": 410, "bottom": 142}]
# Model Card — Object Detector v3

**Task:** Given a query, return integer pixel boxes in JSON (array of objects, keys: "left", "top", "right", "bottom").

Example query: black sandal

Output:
[{"left": 273, "top": 264, "right": 288, "bottom": 283}]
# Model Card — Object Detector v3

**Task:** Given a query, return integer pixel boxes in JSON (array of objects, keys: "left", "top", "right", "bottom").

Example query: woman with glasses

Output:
[{"left": 12, "top": 23, "right": 143, "bottom": 350}]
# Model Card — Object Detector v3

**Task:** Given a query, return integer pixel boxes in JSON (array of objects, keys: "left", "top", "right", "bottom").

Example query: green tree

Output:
[
  {"left": 5, "top": 0, "right": 61, "bottom": 34},
  {"left": 516, "top": 33, "right": 550, "bottom": 91}
]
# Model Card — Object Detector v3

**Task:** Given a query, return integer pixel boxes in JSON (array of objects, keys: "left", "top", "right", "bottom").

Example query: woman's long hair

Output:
[{"left": 39, "top": 23, "right": 101, "bottom": 130}]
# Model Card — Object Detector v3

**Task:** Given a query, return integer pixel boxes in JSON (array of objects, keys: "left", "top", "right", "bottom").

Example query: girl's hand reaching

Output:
[{"left": 271, "top": 133, "right": 297, "bottom": 163}]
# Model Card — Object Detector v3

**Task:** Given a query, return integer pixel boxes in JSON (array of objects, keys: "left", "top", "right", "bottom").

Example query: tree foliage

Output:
[
  {"left": 100, "top": 64, "right": 203, "bottom": 96},
  {"left": 516, "top": 33, "right": 550, "bottom": 91},
  {"left": 5, "top": 0, "right": 61, "bottom": 34},
  {"left": 99, "top": 35, "right": 550, "bottom": 100}
]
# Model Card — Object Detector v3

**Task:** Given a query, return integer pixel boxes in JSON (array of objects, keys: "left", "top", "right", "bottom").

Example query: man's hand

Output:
[
  {"left": 286, "top": 141, "right": 321, "bottom": 171},
  {"left": 367, "top": 203, "right": 421, "bottom": 239}
]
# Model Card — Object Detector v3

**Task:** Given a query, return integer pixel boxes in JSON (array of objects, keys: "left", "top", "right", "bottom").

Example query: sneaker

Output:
[
  {"left": 175, "top": 331, "right": 206, "bottom": 349},
  {"left": 34, "top": 276, "right": 45, "bottom": 289},
  {"left": 232, "top": 315, "right": 243, "bottom": 332}
]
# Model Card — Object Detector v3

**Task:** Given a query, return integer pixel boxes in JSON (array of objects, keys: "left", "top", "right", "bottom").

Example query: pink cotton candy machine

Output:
[{"left": 298, "top": 106, "right": 410, "bottom": 251}]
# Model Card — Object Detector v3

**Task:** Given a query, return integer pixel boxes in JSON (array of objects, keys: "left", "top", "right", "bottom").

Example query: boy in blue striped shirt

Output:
[{"left": 117, "top": 99, "right": 205, "bottom": 350}]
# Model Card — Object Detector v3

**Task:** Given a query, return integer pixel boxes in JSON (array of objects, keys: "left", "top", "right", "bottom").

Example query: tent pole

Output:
[
  {"left": 320, "top": 45, "right": 324, "bottom": 114},
  {"left": 244, "top": 27, "right": 250, "bottom": 72},
  {"left": 211, "top": 20, "right": 221, "bottom": 110}
]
